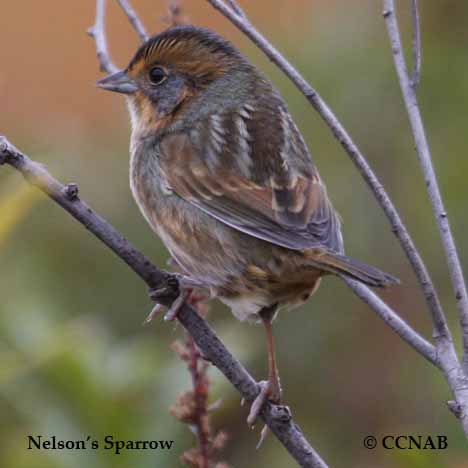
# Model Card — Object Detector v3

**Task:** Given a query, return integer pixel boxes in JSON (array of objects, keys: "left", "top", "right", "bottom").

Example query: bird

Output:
[{"left": 97, "top": 25, "right": 398, "bottom": 424}]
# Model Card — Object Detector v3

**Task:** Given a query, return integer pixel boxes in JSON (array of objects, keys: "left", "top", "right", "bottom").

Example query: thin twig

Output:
[
  {"left": 383, "top": 0, "right": 468, "bottom": 372},
  {"left": 0, "top": 136, "right": 328, "bottom": 467},
  {"left": 116, "top": 0, "right": 149, "bottom": 41},
  {"left": 171, "top": 327, "right": 229, "bottom": 467},
  {"left": 344, "top": 279, "right": 437, "bottom": 366},
  {"left": 205, "top": 0, "right": 453, "bottom": 365},
  {"left": 225, "top": 0, "right": 246, "bottom": 18},
  {"left": 410, "top": 0, "right": 421, "bottom": 89},
  {"left": 187, "top": 336, "right": 211, "bottom": 467},
  {"left": 163, "top": 1, "right": 190, "bottom": 27},
  {"left": 87, "top": 0, "right": 119, "bottom": 74}
]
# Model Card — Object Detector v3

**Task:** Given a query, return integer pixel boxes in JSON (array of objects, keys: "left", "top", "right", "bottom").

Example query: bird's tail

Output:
[{"left": 312, "top": 251, "right": 399, "bottom": 288}]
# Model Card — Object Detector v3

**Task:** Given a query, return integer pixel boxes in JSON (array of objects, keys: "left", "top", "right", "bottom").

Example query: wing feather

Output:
[{"left": 158, "top": 101, "right": 343, "bottom": 252}]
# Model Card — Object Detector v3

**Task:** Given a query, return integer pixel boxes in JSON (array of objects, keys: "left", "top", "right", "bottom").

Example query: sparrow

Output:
[{"left": 97, "top": 25, "right": 398, "bottom": 422}]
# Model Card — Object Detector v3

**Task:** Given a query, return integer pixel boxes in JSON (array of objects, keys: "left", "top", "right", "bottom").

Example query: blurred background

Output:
[{"left": 1, "top": 1, "right": 468, "bottom": 467}]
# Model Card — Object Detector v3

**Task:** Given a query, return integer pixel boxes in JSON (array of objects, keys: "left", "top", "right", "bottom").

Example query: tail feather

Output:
[{"left": 315, "top": 252, "right": 399, "bottom": 288}]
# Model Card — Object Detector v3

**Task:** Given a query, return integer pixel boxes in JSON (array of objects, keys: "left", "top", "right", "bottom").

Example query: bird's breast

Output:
[
  {"left": 129, "top": 137, "right": 181, "bottom": 237},
  {"left": 129, "top": 137, "right": 246, "bottom": 286}
]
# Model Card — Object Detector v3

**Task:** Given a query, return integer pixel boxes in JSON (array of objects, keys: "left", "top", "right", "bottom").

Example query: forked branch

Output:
[{"left": 382, "top": 0, "right": 468, "bottom": 371}]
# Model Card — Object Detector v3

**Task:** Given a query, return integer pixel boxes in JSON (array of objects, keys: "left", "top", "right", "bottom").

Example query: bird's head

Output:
[{"left": 97, "top": 25, "right": 246, "bottom": 134}]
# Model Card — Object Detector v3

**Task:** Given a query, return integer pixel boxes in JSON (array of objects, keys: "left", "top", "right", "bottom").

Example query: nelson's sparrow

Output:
[{"left": 97, "top": 25, "right": 398, "bottom": 422}]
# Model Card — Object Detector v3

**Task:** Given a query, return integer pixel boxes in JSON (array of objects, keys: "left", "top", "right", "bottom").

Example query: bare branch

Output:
[
  {"left": 383, "top": 0, "right": 468, "bottom": 370},
  {"left": 87, "top": 0, "right": 119, "bottom": 73},
  {"left": 410, "top": 0, "right": 421, "bottom": 89},
  {"left": 344, "top": 279, "right": 437, "bottom": 366},
  {"left": 205, "top": 0, "right": 453, "bottom": 364},
  {"left": 0, "top": 135, "right": 329, "bottom": 467},
  {"left": 116, "top": 0, "right": 149, "bottom": 41}
]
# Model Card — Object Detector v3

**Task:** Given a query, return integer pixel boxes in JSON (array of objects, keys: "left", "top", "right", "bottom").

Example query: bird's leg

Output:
[
  {"left": 247, "top": 303, "right": 282, "bottom": 427},
  {"left": 262, "top": 306, "right": 282, "bottom": 403}
]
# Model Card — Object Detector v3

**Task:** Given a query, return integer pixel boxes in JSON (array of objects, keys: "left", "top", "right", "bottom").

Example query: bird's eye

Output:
[{"left": 149, "top": 67, "right": 167, "bottom": 85}]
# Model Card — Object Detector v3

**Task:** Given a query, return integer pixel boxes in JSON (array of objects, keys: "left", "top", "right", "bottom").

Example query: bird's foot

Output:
[
  {"left": 146, "top": 274, "right": 203, "bottom": 322},
  {"left": 247, "top": 378, "right": 283, "bottom": 427},
  {"left": 247, "top": 379, "right": 284, "bottom": 449},
  {"left": 247, "top": 381, "right": 270, "bottom": 427}
]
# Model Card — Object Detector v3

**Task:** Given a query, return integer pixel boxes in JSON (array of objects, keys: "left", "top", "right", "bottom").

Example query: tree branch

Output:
[
  {"left": 204, "top": 0, "right": 453, "bottom": 352},
  {"left": 382, "top": 0, "right": 468, "bottom": 371},
  {"left": 0, "top": 136, "right": 328, "bottom": 467},
  {"left": 344, "top": 278, "right": 437, "bottom": 366},
  {"left": 87, "top": 0, "right": 118, "bottom": 74}
]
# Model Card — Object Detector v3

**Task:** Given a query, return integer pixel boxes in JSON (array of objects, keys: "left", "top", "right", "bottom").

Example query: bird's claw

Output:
[
  {"left": 256, "top": 424, "right": 269, "bottom": 450},
  {"left": 163, "top": 288, "right": 189, "bottom": 321},
  {"left": 247, "top": 379, "right": 282, "bottom": 449},
  {"left": 148, "top": 273, "right": 180, "bottom": 301},
  {"left": 247, "top": 380, "right": 271, "bottom": 427},
  {"left": 143, "top": 303, "right": 163, "bottom": 324},
  {"left": 246, "top": 380, "right": 288, "bottom": 449},
  {"left": 147, "top": 274, "right": 202, "bottom": 322}
]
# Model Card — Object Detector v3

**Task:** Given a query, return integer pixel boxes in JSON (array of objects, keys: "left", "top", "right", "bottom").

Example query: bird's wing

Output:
[{"left": 159, "top": 102, "right": 343, "bottom": 252}]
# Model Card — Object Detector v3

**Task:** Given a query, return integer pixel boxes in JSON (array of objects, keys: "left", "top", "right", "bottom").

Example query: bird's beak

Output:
[{"left": 96, "top": 70, "right": 138, "bottom": 94}]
